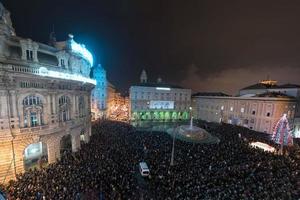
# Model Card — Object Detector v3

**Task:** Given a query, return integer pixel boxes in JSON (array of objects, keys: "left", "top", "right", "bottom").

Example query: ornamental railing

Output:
[{"left": 19, "top": 125, "right": 49, "bottom": 133}]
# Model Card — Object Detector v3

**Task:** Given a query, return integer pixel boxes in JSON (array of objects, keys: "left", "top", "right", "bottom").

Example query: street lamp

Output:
[{"left": 170, "top": 125, "right": 176, "bottom": 166}]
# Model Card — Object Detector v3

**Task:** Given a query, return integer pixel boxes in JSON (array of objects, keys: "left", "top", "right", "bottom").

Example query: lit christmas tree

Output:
[{"left": 272, "top": 114, "right": 293, "bottom": 147}]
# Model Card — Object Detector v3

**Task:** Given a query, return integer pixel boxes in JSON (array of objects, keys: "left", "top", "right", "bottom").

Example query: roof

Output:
[
  {"left": 192, "top": 92, "right": 230, "bottom": 97},
  {"left": 240, "top": 83, "right": 277, "bottom": 90},
  {"left": 139, "top": 162, "right": 149, "bottom": 169},
  {"left": 241, "top": 83, "right": 300, "bottom": 90},
  {"left": 255, "top": 92, "right": 294, "bottom": 98},
  {"left": 132, "top": 82, "right": 184, "bottom": 89},
  {"left": 279, "top": 84, "right": 300, "bottom": 88}
]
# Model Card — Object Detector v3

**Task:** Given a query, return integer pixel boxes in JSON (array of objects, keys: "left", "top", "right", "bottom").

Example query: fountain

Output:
[{"left": 167, "top": 117, "right": 219, "bottom": 144}]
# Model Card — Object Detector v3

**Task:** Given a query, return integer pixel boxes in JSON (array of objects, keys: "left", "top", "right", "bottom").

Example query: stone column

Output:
[
  {"left": 27, "top": 112, "right": 30, "bottom": 127},
  {"left": 37, "top": 111, "right": 41, "bottom": 126},
  {"left": 33, "top": 43, "right": 39, "bottom": 62},
  {"left": 84, "top": 125, "right": 91, "bottom": 143},
  {"left": 9, "top": 91, "right": 17, "bottom": 118},
  {"left": 52, "top": 94, "right": 56, "bottom": 114},
  {"left": 72, "top": 95, "right": 76, "bottom": 118},
  {"left": 47, "top": 137, "right": 61, "bottom": 163},
  {"left": 46, "top": 95, "right": 51, "bottom": 123}
]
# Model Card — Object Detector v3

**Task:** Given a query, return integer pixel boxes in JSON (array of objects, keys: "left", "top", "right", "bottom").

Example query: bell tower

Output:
[{"left": 140, "top": 70, "right": 147, "bottom": 83}]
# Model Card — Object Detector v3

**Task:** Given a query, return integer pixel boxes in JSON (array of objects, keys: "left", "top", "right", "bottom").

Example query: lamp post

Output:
[
  {"left": 189, "top": 106, "right": 193, "bottom": 128},
  {"left": 170, "top": 124, "right": 176, "bottom": 166}
]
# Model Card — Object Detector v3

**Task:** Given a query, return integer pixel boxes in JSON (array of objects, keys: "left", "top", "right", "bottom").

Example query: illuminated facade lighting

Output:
[
  {"left": 70, "top": 40, "right": 93, "bottom": 66},
  {"left": 156, "top": 87, "right": 171, "bottom": 91},
  {"left": 39, "top": 67, "right": 96, "bottom": 85}
]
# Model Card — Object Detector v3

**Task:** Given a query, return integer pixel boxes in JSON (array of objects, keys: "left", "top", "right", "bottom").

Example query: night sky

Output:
[{"left": 2, "top": 0, "right": 300, "bottom": 95}]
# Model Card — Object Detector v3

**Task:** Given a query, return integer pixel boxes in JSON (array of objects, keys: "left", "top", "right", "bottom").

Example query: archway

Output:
[
  {"left": 165, "top": 112, "right": 171, "bottom": 121},
  {"left": 153, "top": 111, "right": 159, "bottom": 121},
  {"left": 172, "top": 112, "right": 178, "bottom": 121},
  {"left": 145, "top": 112, "right": 151, "bottom": 120},
  {"left": 141, "top": 112, "right": 147, "bottom": 120},
  {"left": 159, "top": 111, "right": 165, "bottom": 121},
  {"left": 23, "top": 142, "right": 48, "bottom": 171},
  {"left": 182, "top": 112, "right": 189, "bottom": 120},
  {"left": 60, "top": 134, "right": 72, "bottom": 155},
  {"left": 132, "top": 112, "right": 139, "bottom": 121}
]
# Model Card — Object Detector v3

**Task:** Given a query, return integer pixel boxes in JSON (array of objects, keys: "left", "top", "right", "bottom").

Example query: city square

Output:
[{"left": 0, "top": 0, "right": 300, "bottom": 199}]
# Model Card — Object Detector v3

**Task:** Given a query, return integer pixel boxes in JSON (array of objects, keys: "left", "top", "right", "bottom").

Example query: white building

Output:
[
  {"left": 239, "top": 80, "right": 300, "bottom": 137},
  {"left": 192, "top": 81, "right": 299, "bottom": 137},
  {"left": 130, "top": 70, "right": 192, "bottom": 121},
  {"left": 0, "top": 3, "right": 95, "bottom": 182}
]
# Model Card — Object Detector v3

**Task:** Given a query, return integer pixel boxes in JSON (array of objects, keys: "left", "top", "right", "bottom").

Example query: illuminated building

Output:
[
  {"left": 192, "top": 82, "right": 297, "bottom": 136},
  {"left": 0, "top": 3, "right": 95, "bottom": 182},
  {"left": 239, "top": 80, "right": 300, "bottom": 137},
  {"left": 130, "top": 70, "right": 192, "bottom": 121},
  {"left": 91, "top": 64, "right": 107, "bottom": 120},
  {"left": 106, "top": 86, "right": 129, "bottom": 121}
]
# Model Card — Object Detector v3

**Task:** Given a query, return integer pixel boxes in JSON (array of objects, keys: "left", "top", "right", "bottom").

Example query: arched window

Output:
[
  {"left": 78, "top": 96, "right": 85, "bottom": 117},
  {"left": 59, "top": 96, "right": 71, "bottom": 122},
  {"left": 23, "top": 95, "right": 43, "bottom": 127}
]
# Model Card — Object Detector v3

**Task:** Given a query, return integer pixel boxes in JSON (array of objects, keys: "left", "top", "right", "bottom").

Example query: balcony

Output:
[{"left": 19, "top": 125, "right": 49, "bottom": 133}]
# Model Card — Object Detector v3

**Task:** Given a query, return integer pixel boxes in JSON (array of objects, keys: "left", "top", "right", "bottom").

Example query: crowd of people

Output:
[{"left": 1, "top": 120, "right": 299, "bottom": 199}]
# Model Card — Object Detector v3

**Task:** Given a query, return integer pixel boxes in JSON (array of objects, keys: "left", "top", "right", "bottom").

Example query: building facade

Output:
[
  {"left": 107, "top": 92, "right": 129, "bottom": 121},
  {"left": 0, "top": 3, "right": 95, "bottom": 182},
  {"left": 192, "top": 92, "right": 297, "bottom": 135},
  {"left": 130, "top": 70, "right": 192, "bottom": 121},
  {"left": 91, "top": 64, "right": 107, "bottom": 120},
  {"left": 239, "top": 80, "right": 300, "bottom": 137}
]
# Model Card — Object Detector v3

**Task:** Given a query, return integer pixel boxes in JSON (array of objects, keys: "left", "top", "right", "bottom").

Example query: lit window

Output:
[
  {"left": 26, "top": 50, "right": 33, "bottom": 61},
  {"left": 221, "top": 106, "right": 224, "bottom": 110},
  {"left": 230, "top": 107, "right": 233, "bottom": 111},
  {"left": 241, "top": 108, "right": 245, "bottom": 113},
  {"left": 61, "top": 59, "right": 65, "bottom": 68}
]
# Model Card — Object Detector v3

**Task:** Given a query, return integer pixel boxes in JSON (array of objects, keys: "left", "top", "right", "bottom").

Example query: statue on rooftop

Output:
[{"left": 0, "top": 2, "right": 15, "bottom": 36}]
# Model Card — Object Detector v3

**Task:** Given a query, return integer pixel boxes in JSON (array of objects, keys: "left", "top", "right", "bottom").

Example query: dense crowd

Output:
[{"left": 1, "top": 120, "right": 299, "bottom": 199}]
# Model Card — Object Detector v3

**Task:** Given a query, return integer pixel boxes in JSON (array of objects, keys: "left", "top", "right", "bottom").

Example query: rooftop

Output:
[
  {"left": 241, "top": 82, "right": 300, "bottom": 90},
  {"left": 132, "top": 82, "right": 184, "bottom": 89},
  {"left": 254, "top": 92, "right": 294, "bottom": 98},
  {"left": 192, "top": 92, "right": 230, "bottom": 97}
]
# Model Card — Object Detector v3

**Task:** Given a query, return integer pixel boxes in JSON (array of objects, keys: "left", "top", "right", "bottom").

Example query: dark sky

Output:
[{"left": 2, "top": 0, "right": 300, "bottom": 95}]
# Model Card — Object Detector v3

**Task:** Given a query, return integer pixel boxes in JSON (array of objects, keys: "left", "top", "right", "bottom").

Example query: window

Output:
[
  {"left": 221, "top": 106, "right": 224, "bottom": 110},
  {"left": 252, "top": 110, "right": 256, "bottom": 115},
  {"left": 230, "top": 107, "right": 233, "bottom": 111},
  {"left": 61, "top": 59, "right": 65, "bottom": 68},
  {"left": 78, "top": 96, "right": 85, "bottom": 117},
  {"left": 266, "top": 112, "right": 270, "bottom": 117},
  {"left": 30, "top": 112, "right": 38, "bottom": 127},
  {"left": 59, "top": 96, "right": 71, "bottom": 122},
  {"left": 26, "top": 50, "right": 33, "bottom": 61},
  {"left": 22, "top": 95, "right": 43, "bottom": 127},
  {"left": 241, "top": 108, "right": 245, "bottom": 113}
]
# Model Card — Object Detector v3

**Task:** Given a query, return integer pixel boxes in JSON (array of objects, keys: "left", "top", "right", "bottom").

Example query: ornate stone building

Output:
[
  {"left": 130, "top": 70, "right": 192, "bottom": 121},
  {"left": 0, "top": 3, "right": 95, "bottom": 182}
]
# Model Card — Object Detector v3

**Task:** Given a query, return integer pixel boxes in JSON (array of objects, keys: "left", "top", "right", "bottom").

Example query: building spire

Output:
[
  {"left": 48, "top": 25, "right": 56, "bottom": 46},
  {"left": 140, "top": 69, "right": 147, "bottom": 83}
]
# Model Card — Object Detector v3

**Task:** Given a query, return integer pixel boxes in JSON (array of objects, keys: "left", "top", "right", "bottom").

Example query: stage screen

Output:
[{"left": 150, "top": 101, "right": 174, "bottom": 109}]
